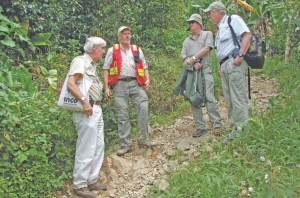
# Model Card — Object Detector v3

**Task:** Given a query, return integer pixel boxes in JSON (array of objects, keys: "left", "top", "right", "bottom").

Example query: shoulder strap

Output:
[
  {"left": 131, "top": 44, "right": 140, "bottom": 63},
  {"left": 228, "top": 14, "right": 251, "bottom": 100},
  {"left": 227, "top": 14, "right": 240, "bottom": 48}
]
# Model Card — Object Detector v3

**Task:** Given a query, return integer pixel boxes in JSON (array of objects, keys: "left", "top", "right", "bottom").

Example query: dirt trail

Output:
[{"left": 57, "top": 74, "right": 278, "bottom": 198}]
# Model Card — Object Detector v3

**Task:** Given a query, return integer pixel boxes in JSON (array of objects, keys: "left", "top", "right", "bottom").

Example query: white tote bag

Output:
[{"left": 58, "top": 74, "right": 93, "bottom": 111}]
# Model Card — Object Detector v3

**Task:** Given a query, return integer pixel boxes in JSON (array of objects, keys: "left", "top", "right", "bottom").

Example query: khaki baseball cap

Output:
[
  {"left": 186, "top": 14, "right": 203, "bottom": 27},
  {"left": 118, "top": 26, "right": 131, "bottom": 34},
  {"left": 203, "top": 2, "right": 226, "bottom": 13}
]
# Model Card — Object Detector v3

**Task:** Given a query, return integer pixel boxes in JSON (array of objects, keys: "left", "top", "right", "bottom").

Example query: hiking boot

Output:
[
  {"left": 213, "top": 127, "right": 223, "bottom": 136},
  {"left": 74, "top": 187, "right": 95, "bottom": 198},
  {"left": 138, "top": 141, "right": 158, "bottom": 148},
  {"left": 117, "top": 146, "right": 132, "bottom": 156},
  {"left": 192, "top": 129, "right": 208, "bottom": 138},
  {"left": 88, "top": 182, "right": 107, "bottom": 191}
]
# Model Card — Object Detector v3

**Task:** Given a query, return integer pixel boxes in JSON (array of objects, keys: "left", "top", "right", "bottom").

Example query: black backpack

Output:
[{"left": 228, "top": 14, "right": 267, "bottom": 69}]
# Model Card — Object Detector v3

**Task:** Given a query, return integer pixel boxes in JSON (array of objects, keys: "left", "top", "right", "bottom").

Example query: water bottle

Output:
[{"left": 252, "top": 35, "right": 256, "bottom": 42}]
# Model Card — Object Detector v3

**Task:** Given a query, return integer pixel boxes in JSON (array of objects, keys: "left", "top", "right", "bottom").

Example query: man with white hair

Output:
[
  {"left": 181, "top": 14, "right": 223, "bottom": 137},
  {"left": 204, "top": 2, "right": 252, "bottom": 136},
  {"left": 103, "top": 26, "right": 157, "bottom": 156},
  {"left": 67, "top": 36, "right": 107, "bottom": 197}
]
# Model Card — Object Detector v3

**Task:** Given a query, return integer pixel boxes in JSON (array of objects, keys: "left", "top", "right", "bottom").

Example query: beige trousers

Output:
[{"left": 220, "top": 58, "right": 248, "bottom": 127}]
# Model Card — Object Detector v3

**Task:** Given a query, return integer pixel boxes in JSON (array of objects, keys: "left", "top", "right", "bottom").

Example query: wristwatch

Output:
[
  {"left": 238, "top": 52, "right": 245, "bottom": 57},
  {"left": 81, "top": 96, "right": 86, "bottom": 102},
  {"left": 192, "top": 56, "right": 198, "bottom": 60}
]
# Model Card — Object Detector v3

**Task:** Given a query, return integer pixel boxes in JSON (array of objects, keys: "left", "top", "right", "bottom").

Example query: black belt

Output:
[
  {"left": 119, "top": 77, "right": 136, "bottom": 82},
  {"left": 89, "top": 96, "right": 100, "bottom": 106},
  {"left": 219, "top": 56, "right": 231, "bottom": 65}
]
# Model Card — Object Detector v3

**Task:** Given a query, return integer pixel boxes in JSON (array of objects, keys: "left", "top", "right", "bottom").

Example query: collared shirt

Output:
[
  {"left": 215, "top": 15, "right": 250, "bottom": 61},
  {"left": 69, "top": 53, "right": 103, "bottom": 101},
  {"left": 181, "top": 30, "right": 213, "bottom": 73},
  {"left": 102, "top": 44, "right": 148, "bottom": 78}
]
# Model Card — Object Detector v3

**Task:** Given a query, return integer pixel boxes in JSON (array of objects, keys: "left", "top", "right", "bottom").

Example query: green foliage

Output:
[
  {"left": 30, "top": 33, "right": 52, "bottom": 46},
  {"left": 4, "top": 0, "right": 176, "bottom": 53},
  {"left": 0, "top": 6, "right": 30, "bottom": 58},
  {"left": 0, "top": 59, "right": 75, "bottom": 197}
]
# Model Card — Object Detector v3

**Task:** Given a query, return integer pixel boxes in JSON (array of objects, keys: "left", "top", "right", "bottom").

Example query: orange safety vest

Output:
[{"left": 108, "top": 44, "right": 146, "bottom": 86}]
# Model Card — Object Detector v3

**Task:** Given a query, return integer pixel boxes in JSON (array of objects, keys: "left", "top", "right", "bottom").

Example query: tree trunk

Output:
[{"left": 285, "top": 10, "right": 296, "bottom": 64}]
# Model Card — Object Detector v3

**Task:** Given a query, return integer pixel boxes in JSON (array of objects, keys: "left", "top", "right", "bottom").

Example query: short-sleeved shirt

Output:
[
  {"left": 69, "top": 53, "right": 103, "bottom": 101},
  {"left": 181, "top": 30, "right": 213, "bottom": 73},
  {"left": 215, "top": 15, "right": 250, "bottom": 61},
  {"left": 102, "top": 44, "right": 148, "bottom": 78}
]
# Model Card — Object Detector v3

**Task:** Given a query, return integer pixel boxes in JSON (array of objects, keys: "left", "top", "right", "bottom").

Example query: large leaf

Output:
[
  {"left": 48, "top": 69, "right": 58, "bottom": 89},
  {"left": 40, "top": 67, "right": 57, "bottom": 89},
  {"left": 0, "top": 25, "right": 9, "bottom": 32},
  {"left": 30, "top": 33, "right": 52, "bottom": 46},
  {"left": 0, "top": 36, "right": 15, "bottom": 47},
  {"left": 292, "top": 19, "right": 300, "bottom": 26}
]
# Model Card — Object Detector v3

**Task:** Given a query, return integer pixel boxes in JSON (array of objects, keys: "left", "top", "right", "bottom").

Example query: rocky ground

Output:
[{"left": 56, "top": 74, "right": 278, "bottom": 198}]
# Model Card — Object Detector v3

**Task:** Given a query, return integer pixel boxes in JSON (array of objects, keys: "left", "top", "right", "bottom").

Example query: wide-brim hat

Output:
[{"left": 186, "top": 14, "right": 203, "bottom": 27}]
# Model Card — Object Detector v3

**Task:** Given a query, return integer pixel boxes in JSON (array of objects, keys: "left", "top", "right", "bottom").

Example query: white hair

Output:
[
  {"left": 220, "top": 9, "right": 226, "bottom": 15},
  {"left": 211, "top": 9, "right": 227, "bottom": 15},
  {"left": 83, "top": 37, "right": 106, "bottom": 53}
]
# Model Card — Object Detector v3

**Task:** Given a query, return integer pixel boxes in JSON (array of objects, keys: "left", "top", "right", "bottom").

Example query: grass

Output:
[{"left": 146, "top": 57, "right": 300, "bottom": 197}]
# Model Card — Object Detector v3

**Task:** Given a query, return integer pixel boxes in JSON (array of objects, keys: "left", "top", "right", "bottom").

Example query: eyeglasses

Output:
[
  {"left": 206, "top": 10, "right": 216, "bottom": 16},
  {"left": 189, "top": 21, "right": 196, "bottom": 24}
]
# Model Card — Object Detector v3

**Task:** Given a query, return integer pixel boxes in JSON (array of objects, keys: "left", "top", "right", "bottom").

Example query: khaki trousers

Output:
[
  {"left": 220, "top": 58, "right": 248, "bottom": 127},
  {"left": 191, "top": 72, "right": 222, "bottom": 130},
  {"left": 113, "top": 80, "right": 149, "bottom": 147}
]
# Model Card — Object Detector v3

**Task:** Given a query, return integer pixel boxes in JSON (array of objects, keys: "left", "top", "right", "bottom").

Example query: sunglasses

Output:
[{"left": 189, "top": 21, "right": 196, "bottom": 24}]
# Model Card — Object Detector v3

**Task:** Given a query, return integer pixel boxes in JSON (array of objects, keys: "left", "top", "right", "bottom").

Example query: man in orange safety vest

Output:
[{"left": 103, "top": 26, "right": 157, "bottom": 156}]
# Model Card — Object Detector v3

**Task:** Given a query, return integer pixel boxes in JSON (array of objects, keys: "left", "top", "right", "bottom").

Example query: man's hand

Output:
[
  {"left": 233, "top": 56, "right": 244, "bottom": 66},
  {"left": 193, "top": 62, "right": 202, "bottom": 70},
  {"left": 143, "top": 79, "right": 150, "bottom": 90},
  {"left": 104, "top": 88, "right": 111, "bottom": 105},
  {"left": 82, "top": 100, "right": 93, "bottom": 116}
]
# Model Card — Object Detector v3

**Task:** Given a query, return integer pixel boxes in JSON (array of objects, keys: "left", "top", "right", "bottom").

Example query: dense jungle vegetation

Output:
[{"left": 0, "top": 0, "right": 299, "bottom": 197}]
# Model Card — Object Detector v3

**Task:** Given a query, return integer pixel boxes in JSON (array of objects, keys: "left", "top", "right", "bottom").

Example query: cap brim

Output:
[{"left": 203, "top": 8, "right": 211, "bottom": 13}]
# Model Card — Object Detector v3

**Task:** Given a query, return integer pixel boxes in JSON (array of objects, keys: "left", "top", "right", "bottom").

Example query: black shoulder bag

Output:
[{"left": 227, "top": 14, "right": 264, "bottom": 99}]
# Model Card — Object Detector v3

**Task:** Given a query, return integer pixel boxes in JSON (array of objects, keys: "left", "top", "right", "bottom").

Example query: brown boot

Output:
[
  {"left": 192, "top": 129, "right": 207, "bottom": 137},
  {"left": 117, "top": 146, "right": 132, "bottom": 156},
  {"left": 213, "top": 127, "right": 223, "bottom": 136},
  {"left": 73, "top": 187, "right": 95, "bottom": 198},
  {"left": 88, "top": 182, "right": 107, "bottom": 191},
  {"left": 138, "top": 141, "right": 158, "bottom": 148}
]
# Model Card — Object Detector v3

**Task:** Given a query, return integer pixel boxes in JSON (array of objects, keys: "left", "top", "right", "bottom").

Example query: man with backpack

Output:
[{"left": 204, "top": 2, "right": 252, "bottom": 136}]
